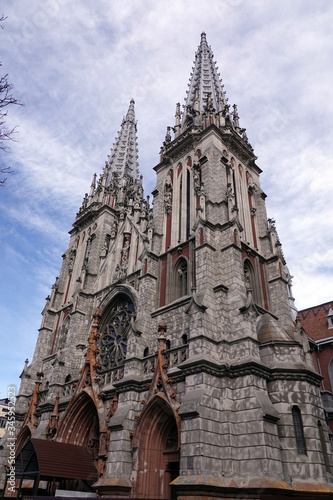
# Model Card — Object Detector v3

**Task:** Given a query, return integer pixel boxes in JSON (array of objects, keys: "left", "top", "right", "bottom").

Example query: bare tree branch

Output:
[{"left": 0, "top": 15, "right": 23, "bottom": 185}]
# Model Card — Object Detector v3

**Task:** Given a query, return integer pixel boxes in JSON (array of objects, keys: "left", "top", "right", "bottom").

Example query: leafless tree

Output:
[{"left": 0, "top": 15, "right": 23, "bottom": 185}]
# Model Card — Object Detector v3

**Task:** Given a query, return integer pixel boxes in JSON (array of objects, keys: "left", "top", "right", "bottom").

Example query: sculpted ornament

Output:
[
  {"left": 164, "top": 171, "right": 173, "bottom": 214},
  {"left": 110, "top": 221, "right": 117, "bottom": 239},
  {"left": 100, "top": 234, "right": 111, "bottom": 258}
]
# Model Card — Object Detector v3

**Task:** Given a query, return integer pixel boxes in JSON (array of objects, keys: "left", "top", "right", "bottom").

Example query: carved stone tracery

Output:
[{"left": 98, "top": 299, "right": 135, "bottom": 370}]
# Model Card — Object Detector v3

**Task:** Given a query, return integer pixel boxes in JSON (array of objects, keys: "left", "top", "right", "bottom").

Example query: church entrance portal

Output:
[{"left": 133, "top": 397, "right": 180, "bottom": 499}]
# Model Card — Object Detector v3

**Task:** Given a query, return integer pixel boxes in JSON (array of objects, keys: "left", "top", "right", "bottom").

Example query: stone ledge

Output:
[{"left": 171, "top": 475, "right": 333, "bottom": 494}]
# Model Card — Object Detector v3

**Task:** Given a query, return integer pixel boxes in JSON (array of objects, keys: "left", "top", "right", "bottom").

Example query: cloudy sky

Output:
[{"left": 0, "top": 0, "right": 332, "bottom": 397}]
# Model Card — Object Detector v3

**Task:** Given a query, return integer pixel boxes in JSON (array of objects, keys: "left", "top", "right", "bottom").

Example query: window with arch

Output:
[
  {"left": 98, "top": 296, "right": 135, "bottom": 370},
  {"left": 292, "top": 406, "right": 307, "bottom": 455},
  {"left": 175, "top": 258, "right": 188, "bottom": 299}
]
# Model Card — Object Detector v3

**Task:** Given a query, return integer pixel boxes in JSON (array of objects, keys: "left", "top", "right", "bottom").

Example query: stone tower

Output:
[{"left": 7, "top": 33, "right": 333, "bottom": 499}]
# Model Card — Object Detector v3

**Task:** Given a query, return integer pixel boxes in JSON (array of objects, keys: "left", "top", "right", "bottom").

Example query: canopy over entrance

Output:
[{"left": 13, "top": 438, "right": 97, "bottom": 496}]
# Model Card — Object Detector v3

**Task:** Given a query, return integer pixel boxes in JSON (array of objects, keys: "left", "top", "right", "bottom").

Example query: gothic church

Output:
[{"left": 4, "top": 33, "right": 333, "bottom": 499}]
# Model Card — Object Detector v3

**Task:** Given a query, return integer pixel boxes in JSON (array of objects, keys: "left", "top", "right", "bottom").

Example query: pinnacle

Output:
[
  {"left": 105, "top": 99, "right": 139, "bottom": 185},
  {"left": 183, "top": 33, "right": 225, "bottom": 119},
  {"left": 126, "top": 98, "right": 136, "bottom": 123}
]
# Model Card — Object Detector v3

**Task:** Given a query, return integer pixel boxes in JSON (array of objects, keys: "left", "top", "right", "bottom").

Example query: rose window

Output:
[{"left": 99, "top": 299, "right": 135, "bottom": 370}]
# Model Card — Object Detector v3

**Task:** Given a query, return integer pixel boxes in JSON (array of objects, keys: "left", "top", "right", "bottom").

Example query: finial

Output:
[
  {"left": 126, "top": 98, "right": 136, "bottom": 122},
  {"left": 233, "top": 104, "right": 240, "bottom": 130},
  {"left": 91, "top": 173, "right": 97, "bottom": 187},
  {"left": 158, "top": 319, "right": 167, "bottom": 336},
  {"left": 165, "top": 126, "right": 171, "bottom": 144}
]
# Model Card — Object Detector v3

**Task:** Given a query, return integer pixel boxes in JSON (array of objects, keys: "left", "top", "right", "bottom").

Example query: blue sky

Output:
[{"left": 0, "top": 0, "right": 332, "bottom": 398}]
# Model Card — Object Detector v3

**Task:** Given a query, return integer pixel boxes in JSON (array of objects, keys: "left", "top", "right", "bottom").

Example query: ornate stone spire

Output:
[
  {"left": 184, "top": 32, "right": 225, "bottom": 119},
  {"left": 105, "top": 99, "right": 139, "bottom": 185}
]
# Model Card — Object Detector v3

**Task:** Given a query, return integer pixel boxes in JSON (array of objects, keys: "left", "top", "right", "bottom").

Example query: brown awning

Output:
[{"left": 15, "top": 438, "right": 98, "bottom": 482}]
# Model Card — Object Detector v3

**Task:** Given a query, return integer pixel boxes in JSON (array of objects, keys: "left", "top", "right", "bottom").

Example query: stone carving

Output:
[
  {"left": 193, "top": 168, "right": 201, "bottom": 194},
  {"left": 164, "top": 171, "right": 173, "bottom": 214},
  {"left": 68, "top": 249, "right": 76, "bottom": 272},
  {"left": 110, "top": 222, "right": 117, "bottom": 239},
  {"left": 100, "top": 234, "right": 111, "bottom": 258}
]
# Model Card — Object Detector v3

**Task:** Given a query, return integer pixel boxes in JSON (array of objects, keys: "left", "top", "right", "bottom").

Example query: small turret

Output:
[
  {"left": 233, "top": 104, "right": 240, "bottom": 132},
  {"left": 174, "top": 102, "right": 181, "bottom": 137},
  {"left": 89, "top": 173, "right": 97, "bottom": 199}
]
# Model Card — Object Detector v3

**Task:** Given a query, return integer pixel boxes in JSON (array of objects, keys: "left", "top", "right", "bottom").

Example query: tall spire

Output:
[
  {"left": 184, "top": 32, "right": 225, "bottom": 119},
  {"left": 105, "top": 99, "right": 139, "bottom": 185}
]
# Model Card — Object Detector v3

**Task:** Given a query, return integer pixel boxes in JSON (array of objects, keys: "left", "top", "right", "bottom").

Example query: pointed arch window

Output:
[
  {"left": 292, "top": 406, "right": 307, "bottom": 455},
  {"left": 178, "top": 174, "right": 182, "bottom": 242},
  {"left": 98, "top": 297, "right": 135, "bottom": 370},
  {"left": 186, "top": 169, "right": 191, "bottom": 240}
]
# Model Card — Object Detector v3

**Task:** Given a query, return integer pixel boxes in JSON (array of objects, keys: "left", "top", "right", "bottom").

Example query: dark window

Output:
[
  {"left": 143, "top": 347, "right": 149, "bottom": 357},
  {"left": 292, "top": 406, "right": 307, "bottom": 455},
  {"left": 0, "top": 416, "right": 7, "bottom": 428},
  {"left": 186, "top": 169, "right": 191, "bottom": 240},
  {"left": 178, "top": 174, "right": 182, "bottom": 242},
  {"left": 65, "top": 374, "right": 71, "bottom": 383}
]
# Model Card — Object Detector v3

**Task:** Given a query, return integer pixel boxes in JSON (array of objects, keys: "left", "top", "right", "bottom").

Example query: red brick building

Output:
[{"left": 299, "top": 301, "right": 333, "bottom": 439}]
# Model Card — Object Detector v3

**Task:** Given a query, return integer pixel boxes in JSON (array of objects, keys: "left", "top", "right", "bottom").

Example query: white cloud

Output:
[{"left": 1, "top": 0, "right": 333, "bottom": 395}]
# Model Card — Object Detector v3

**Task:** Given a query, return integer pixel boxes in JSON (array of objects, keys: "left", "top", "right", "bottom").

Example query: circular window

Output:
[{"left": 99, "top": 299, "right": 135, "bottom": 370}]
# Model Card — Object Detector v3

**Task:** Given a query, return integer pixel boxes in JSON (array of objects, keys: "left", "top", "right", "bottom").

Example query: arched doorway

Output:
[
  {"left": 133, "top": 396, "right": 180, "bottom": 499},
  {"left": 58, "top": 391, "right": 100, "bottom": 462}
]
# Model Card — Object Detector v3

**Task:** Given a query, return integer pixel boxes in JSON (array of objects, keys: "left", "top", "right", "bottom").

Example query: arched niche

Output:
[{"left": 173, "top": 257, "right": 188, "bottom": 300}]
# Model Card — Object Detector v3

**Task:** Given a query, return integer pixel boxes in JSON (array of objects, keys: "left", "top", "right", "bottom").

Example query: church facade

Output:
[{"left": 4, "top": 33, "right": 333, "bottom": 499}]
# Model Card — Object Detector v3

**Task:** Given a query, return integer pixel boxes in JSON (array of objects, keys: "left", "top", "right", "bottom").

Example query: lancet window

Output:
[{"left": 292, "top": 406, "right": 307, "bottom": 455}]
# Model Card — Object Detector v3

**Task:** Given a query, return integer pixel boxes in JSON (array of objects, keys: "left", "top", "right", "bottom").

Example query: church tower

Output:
[{"left": 7, "top": 33, "right": 333, "bottom": 499}]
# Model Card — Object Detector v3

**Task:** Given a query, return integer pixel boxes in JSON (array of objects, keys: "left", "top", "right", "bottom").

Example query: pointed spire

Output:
[
  {"left": 46, "top": 392, "right": 60, "bottom": 439},
  {"left": 89, "top": 173, "right": 97, "bottom": 197},
  {"left": 105, "top": 99, "right": 139, "bottom": 186},
  {"left": 183, "top": 32, "right": 224, "bottom": 121}
]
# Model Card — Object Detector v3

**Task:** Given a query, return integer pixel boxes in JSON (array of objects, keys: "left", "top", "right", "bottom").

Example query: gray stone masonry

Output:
[{"left": 12, "top": 43, "right": 333, "bottom": 499}]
